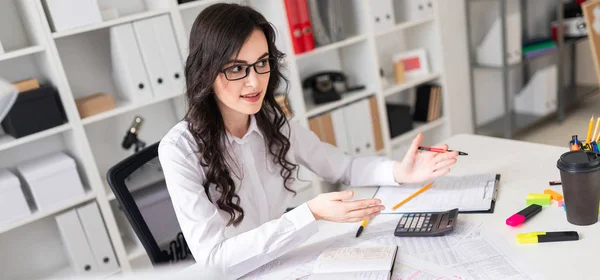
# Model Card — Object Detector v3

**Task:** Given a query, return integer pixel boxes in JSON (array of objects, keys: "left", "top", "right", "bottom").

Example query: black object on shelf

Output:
[
  {"left": 1, "top": 85, "right": 67, "bottom": 138},
  {"left": 386, "top": 103, "right": 413, "bottom": 138},
  {"left": 122, "top": 116, "right": 146, "bottom": 153}
]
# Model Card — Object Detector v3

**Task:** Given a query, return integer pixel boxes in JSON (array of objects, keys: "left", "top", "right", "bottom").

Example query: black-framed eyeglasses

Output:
[{"left": 220, "top": 57, "right": 276, "bottom": 81}]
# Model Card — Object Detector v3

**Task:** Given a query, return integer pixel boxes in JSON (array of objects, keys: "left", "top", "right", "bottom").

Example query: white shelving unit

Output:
[{"left": 0, "top": 0, "right": 460, "bottom": 277}]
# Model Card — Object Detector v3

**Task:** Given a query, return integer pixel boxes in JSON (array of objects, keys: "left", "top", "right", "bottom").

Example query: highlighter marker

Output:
[
  {"left": 506, "top": 204, "right": 542, "bottom": 227},
  {"left": 516, "top": 231, "right": 579, "bottom": 244}
]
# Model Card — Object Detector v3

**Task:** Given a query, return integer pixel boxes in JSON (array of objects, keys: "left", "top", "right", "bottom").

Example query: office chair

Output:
[{"left": 106, "top": 141, "right": 193, "bottom": 266}]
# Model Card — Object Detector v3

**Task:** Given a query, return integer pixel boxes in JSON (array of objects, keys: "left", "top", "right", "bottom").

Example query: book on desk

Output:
[
  {"left": 309, "top": 246, "right": 398, "bottom": 280},
  {"left": 374, "top": 173, "right": 500, "bottom": 213}
]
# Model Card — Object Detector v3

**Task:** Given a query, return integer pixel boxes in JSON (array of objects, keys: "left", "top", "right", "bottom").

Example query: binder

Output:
[
  {"left": 476, "top": 12, "right": 522, "bottom": 67},
  {"left": 150, "top": 15, "right": 185, "bottom": 95},
  {"left": 356, "top": 99, "right": 376, "bottom": 156},
  {"left": 344, "top": 100, "right": 375, "bottom": 157},
  {"left": 404, "top": 0, "right": 427, "bottom": 21},
  {"left": 55, "top": 210, "right": 97, "bottom": 274},
  {"left": 421, "top": 0, "right": 434, "bottom": 17},
  {"left": 76, "top": 202, "right": 119, "bottom": 274},
  {"left": 110, "top": 24, "right": 153, "bottom": 103},
  {"left": 368, "top": 97, "right": 384, "bottom": 152},
  {"left": 296, "top": 0, "right": 315, "bottom": 52},
  {"left": 331, "top": 107, "right": 351, "bottom": 155},
  {"left": 284, "top": 0, "right": 304, "bottom": 54},
  {"left": 307, "top": 0, "right": 331, "bottom": 47},
  {"left": 368, "top": 0, "right": 395, "bottom": 32},
  {"left": 133, "top": 18, "right": 172, "bottom": 97}
]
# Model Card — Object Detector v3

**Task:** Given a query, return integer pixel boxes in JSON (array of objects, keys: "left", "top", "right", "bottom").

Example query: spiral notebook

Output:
[{"left": 374, "top": 173, "right": 500, "bottom": 214}]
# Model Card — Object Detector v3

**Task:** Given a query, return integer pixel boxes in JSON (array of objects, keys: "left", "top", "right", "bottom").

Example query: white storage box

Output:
[
  {"left": 0, "top": 170, "right": 31, "bottom": 227},
  {"left": 17, "top": 152, "right": 86, "bottom": 211},
  {"left": 43, "top": 0, "right": 102, "bottom": 32}
]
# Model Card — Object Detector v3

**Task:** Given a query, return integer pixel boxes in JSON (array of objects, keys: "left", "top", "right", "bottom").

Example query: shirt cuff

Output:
[
  {"left": 285, "top": 202, "right": 316, "bottom": 230},
  {"left": 378, "top": 159, "right": 401, "bottom": 186}
]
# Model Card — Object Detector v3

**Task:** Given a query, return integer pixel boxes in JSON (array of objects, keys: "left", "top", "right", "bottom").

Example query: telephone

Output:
[{"left": 302, "top": 71, "right": 365, "bottom": 105}]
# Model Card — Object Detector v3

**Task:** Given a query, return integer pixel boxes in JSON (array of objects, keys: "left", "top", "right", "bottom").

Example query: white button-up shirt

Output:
[{"left": 158, "top": 115, "right": 399, "bottom": 279}]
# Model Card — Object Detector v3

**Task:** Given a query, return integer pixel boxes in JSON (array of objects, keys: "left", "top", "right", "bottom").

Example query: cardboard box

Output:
[
  {"left": 13, "top": 78, "right": 40, "bottom": 93},
  {"left": 76, "top": 93, "right": 115, "bottom": 118}
]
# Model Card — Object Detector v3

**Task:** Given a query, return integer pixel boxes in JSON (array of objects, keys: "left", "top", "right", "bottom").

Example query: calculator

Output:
[{"left": 394, "top": 208, "right": 459, "bottom": 237}]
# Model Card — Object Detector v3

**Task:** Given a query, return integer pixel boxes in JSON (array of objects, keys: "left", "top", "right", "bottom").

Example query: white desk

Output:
[{"left": 255, "top": 134, "right": 596, "bottom": 280}]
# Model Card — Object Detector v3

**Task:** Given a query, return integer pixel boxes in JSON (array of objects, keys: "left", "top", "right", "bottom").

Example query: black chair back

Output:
[{"left": 106, "top": 142, "right": 193, "bottom": 266}]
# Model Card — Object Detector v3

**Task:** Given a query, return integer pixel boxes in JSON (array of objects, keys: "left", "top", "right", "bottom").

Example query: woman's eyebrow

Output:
[{"left": 227, "top": 53, "right": 269, "bottom": 64}]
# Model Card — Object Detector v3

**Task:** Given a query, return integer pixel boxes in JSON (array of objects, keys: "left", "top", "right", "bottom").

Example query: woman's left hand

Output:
[{"left": 393, "top": 133, "right": 458, "bottom": 184}]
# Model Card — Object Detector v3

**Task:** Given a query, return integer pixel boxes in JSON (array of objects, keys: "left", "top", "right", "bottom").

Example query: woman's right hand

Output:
[{"left": 306, "top": 190, "right": 385, "bottom": 222}]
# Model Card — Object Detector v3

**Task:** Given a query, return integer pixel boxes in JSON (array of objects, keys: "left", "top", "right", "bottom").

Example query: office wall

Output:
[{"left": 437, "top": 0, "right": 474, "bottom": 134}]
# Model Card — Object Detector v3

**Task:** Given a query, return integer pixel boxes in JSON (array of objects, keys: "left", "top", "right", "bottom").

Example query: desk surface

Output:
[{"left": 289, "top": 134, "right": 593, "bottom": 280}]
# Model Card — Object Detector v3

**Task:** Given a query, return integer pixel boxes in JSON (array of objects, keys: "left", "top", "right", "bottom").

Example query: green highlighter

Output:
[{"left": 526, "top": 194, "right": 551, "bottom": 206}]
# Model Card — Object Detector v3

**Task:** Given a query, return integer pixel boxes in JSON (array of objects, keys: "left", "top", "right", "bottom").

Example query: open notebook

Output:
[
  {"left": 375, "top": 173, "right": 500, "bottom": 213},
  {"left": 310, "top": 246, "right": 398, "bottom": 280}
]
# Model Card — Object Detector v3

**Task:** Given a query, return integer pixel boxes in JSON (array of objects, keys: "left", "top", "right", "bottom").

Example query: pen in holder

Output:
[{"left": 121, "top": 116, "right": 146, "bottom": 153}]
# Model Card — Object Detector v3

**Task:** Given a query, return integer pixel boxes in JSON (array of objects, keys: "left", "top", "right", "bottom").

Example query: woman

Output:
[{"left": 158, "top": 3, "right": 458, "bottom": 279}]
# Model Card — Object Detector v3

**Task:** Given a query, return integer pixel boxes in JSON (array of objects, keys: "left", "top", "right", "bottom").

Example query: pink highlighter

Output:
[{"left": 506, "top": 204, "right": 542, "bottom": 227}]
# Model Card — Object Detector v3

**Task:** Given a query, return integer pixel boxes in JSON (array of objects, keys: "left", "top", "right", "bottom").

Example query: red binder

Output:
[
  {"left": 284, "top": 0, "right": 304, "bottom": 54},
  {"left": 296, "top": 0, "right": 315, "bottom": 51}
]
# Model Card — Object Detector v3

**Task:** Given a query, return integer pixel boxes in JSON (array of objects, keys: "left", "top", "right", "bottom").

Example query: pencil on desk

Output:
[
  {"left": 391, "top": 182, "right": 434, "bottom": 210},
  {"left": 355, "top": 219, "right": 368, "bottom": 238}
]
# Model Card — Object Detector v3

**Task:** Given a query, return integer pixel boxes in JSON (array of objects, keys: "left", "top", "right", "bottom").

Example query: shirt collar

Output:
[{"left": 225, "top": 114, "right": 264, "bottom": 144}]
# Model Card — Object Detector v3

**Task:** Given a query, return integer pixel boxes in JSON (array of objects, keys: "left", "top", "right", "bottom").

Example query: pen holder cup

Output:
[{"left": 557, "top": 150, "right": 600, "bottom": 226}]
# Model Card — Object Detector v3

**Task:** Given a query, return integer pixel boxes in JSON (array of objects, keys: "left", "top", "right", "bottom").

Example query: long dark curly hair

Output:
[{"left": 184, "top": 3, "right": 298, "bottom": 227}]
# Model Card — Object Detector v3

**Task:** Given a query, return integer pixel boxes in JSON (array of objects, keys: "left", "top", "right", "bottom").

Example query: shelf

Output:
[
  {"left": 383, "top": 73, "right": 441, "bottom": 97},
  {"left": 52, "top": 9, "right": 171, "bottom": 39},
  {"left": 390, "top": 117, "right": 446, "bottom": 147},
  {"left": 305, "top": 89, "right": 374, "bottom": 118},
  {"left": 0, "top": 124, "right": 71, "bottom": 153},
  {"left": 0, "top": 191, "right": 96, "bottom": 235},
  {"left": 473, "top": 37, "right": 589, "bottom": 70},
  {"left": 81, "top": 91, "right": 184, "bottom": 125},
  {"left": 0, "top": 46, "right": 45, "bottom": 62},
  {"left": 38, "top": 266, "right": 74, "bottom": 280},
  {"left": 376, "top": 17, "right": 434, "bottom": 38},
  {"left": 179, "top": 0, "right": 222, "bottom": 10},
  {"left": 565, "top": 85, "right": 600, "bottom": 109},
  {"left": 294, "top": 35, "right": 368, "bottom": 60},
  {"left": 477, "top": 112, "right": 552, "bottom": 138}
]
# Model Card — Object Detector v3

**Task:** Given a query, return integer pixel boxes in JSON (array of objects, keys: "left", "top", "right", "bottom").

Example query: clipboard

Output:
[
  {"left": 374, "top": 173, "right": 501, "bottom": 214},
  {"left": 458, "top": 174, "right": 500, "bottom": 214}
]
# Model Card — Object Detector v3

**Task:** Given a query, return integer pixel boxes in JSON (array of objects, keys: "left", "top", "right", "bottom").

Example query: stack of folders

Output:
[
  {"left": 522, "top": 39, "right": 557, "bottom": 59},
  {"left": 413, "top": 84, "right": 442, "bottom": 123},
  {"left": 110, "top": 15, "right": 184, "bottom": 103},
  {"left": 308, "top": 96, "right": 384, "bottom": 157},
  {"left": 284, "top": 0, "right": 345, "bottom": 54},
  {"left": 55, "top": 201, "right": 119, "bottom": 275}
]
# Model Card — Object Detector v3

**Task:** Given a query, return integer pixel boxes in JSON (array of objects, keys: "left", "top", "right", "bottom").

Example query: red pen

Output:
[{"left": 418, "top": 146, "right": 468, "bottom": 156}]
